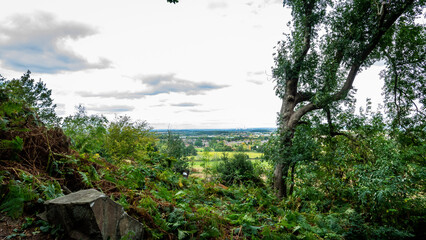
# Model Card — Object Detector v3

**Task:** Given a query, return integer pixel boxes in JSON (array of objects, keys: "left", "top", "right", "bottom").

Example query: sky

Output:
[{"left": 0, "top": 0, "right": 385, "bottom": 129}]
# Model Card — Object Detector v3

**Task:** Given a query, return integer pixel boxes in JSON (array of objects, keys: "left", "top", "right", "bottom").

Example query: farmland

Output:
[{"left": 194, "top": 150, "right": 263, "bottom": 159}]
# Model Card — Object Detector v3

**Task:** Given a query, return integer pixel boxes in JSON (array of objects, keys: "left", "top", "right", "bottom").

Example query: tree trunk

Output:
[
  {"left": 273, "top": 90, "right": 296, "bottom": 198},
  {"left": 273, "top": 162, "right": 288, "bottom": 198},
  {"left": 289, "top": 161, "right": 296, "bottom": 196}
]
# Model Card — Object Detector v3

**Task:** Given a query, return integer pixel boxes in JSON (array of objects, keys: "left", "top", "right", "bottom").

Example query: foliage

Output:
[
  {"left": 292, "top": 105, "right": 425, "bottom": 239},
  {"left": 264, "top": 124, "right": 319, "bottom": 166},
  {"left": 380, "top": 10, "right": 426, "bottom": 133},
  {"left": 184, "top": 144, "right": 197, "bottom": 156},
  {"left": 158, "top": 131, "right": 198, "bottom": 174},
  {"left": 1, "top": 82, "right": 421, "bottom": 238},
  {"left": 271, "top": 0, "right": 424, "bottom": 198},
  {"left": 0, "top": 77, "right": 72, "bottom": 175},
  {"left": 0, "top": 171, "right": 63, "bottom": 219},
  {"left": 1, "top": 102, "right": 424, "bottom": 239},
  {"left": 216, "top": 153, "right": 261, "bottom": 185},
  {"left": 1, "top": 74, "right": 31, "bottom": 159},
  {"left": 200, "top": 150, "right": 212, "bottom": 179},
  {"left": 164, "top": 130, "right": 186, "bottom": 160},
  {"left": 104, "top": 115, "right": 155, "bottom": 162},
  {"left": 0, "top": 136, "right": 24, "bottom": 153},
  {"left": 0, "top": 179, "right": 38, "bottom": 219},
  {"left": 0, "top": 71, "right": 58, "bottom": 126},
  {"left": 209, "top": 139, "right": 234, "bottom": 152},
  {"left": 1, "top": 13, "right": 425, "bottom": 237},
  {"left": 194, "top": 138, "right": 203, "bottom": 147},
  {"left": 62, "top": 105, "right": 108, "bottom": 154}
]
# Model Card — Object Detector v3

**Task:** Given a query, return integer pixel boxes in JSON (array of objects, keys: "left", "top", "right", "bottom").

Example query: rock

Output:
[
  {"left": 181, "top": 169, "right": 190, "bottom": 178},
  {"left": 45, "top": 189, "right": 143, "bottom": 240}
]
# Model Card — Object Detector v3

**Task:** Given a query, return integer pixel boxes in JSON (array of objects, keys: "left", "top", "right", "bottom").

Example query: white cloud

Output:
[
  {"left": 136, "top": 73, "right": 229, "bottom": 96},
  {"left": 0, "top": 0, "right": 289, "bottom": 129},
  {"left": 0, "top": 12, "right": 111, "bottom": 73},
  {"left": 247, "top": 71, "right": 266, "bottom": 85},
  {"left": 207, "top": 2, "right": 228, "bottom": 10},
  {"left": 76, "top": 73, "right": 229, "bottom": 99},
  {"left": 85, "top": 104, "right": 135, "bottom": 113},
  {"left": 77, "top": 91, "right": 146, "bottom": 99},
  {"left": 247, "top": 79, "right": 264, "bottom": 85},
  {"left": 171, "top": 102, "right": 201, "bottom": 107}
]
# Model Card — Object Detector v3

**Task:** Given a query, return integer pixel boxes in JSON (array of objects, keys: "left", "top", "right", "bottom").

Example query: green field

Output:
[
  {"left": 190, "top": 159, "right": 218, "bottom": 169},
  {"left": 195, "top": 151, "right": 263, "bottom": 159},
  {"left": 189, "top": 151, "right": 265, "bottom": 169},
  {"left": 190, "top": 158, "right": 264, "bottom": 168}
]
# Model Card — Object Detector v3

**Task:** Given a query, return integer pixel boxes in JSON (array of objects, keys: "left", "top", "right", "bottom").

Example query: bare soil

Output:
[{"left": 0, "top": 213, "right": 55, "bottom": 240}]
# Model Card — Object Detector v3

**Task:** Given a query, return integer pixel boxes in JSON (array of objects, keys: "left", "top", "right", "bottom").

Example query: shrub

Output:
[
  {"left": 62, "top": 105, "right": 108, "bottom": 154},
  {"left": 216, "top": 153, "right": 261, "bottom": 185},
  {"left": 104, "top": 116, "right": 155, "bottom": 162}
]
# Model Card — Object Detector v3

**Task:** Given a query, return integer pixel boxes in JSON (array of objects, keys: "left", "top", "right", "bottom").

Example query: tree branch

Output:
[
  {"left": 288, "top": 1, "right": 415, "bottom": 128},
  {"left": 281, "top": 1, "right": 317, "bottom": 125},
  {"left": 291, "top": 1, "right": 315, "bottom": 82},
  {"left": 324, "top": 107, "right": 358, "bottom": 142},
  {"left": 333, "top": 0, "right": 415, "bottom": 103},
  {"left": 288, "top": 102, "right": 317, "bottom": 128},
  {"left": 295, "top": 91, "right": 315, "bottom": 104}
]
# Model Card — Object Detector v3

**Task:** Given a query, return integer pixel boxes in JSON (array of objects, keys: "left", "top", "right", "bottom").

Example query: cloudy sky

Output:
[{"left": 0, "top": 0, "right": 384, "bottom": 129}]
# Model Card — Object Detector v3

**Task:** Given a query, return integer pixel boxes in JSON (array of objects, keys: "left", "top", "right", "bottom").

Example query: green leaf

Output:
[{"left": 178, "top": 229, "right": 188, "bottom": 240}]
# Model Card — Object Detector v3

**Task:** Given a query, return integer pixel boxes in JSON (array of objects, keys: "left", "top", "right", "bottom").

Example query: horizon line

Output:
[{"left": 153, "top": 127, "right": 277, "bottom": 131}]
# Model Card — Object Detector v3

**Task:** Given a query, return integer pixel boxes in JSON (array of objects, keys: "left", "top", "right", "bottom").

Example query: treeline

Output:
[{"left": 158, "top": 135, "right": 268, "bottom": 153}]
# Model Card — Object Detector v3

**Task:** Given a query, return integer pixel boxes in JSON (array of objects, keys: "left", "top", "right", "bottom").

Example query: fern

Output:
[
  {"left": 40, "top": 182, "right": 64, "bottom": 200},
  {"left": 78, "top": 171, "right": 93, "bottom": 187},
  {"left": 0, "top": 136, "right": 24, "bottom": 151},
  {"left": 0, "top": 180, "right": 38, "bottom": 219},
  {"left": 0, "top": 172, "right": 5, "bottom": 184},
  {"left": 88, "top": 165, "right": 100, "bottom": 181}
]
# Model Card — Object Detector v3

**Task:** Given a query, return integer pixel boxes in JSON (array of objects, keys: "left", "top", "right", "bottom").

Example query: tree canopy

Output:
[
  {"left": 270, "top": 0, "right": 424, "bottom": 198},
  {"left": 0, "top": 71, "right": 58, "bottom": 126}
]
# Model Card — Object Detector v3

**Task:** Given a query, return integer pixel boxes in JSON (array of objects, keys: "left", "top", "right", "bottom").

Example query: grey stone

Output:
[{"left": 45, "top": 189, "right": 143, "bottom": 240}]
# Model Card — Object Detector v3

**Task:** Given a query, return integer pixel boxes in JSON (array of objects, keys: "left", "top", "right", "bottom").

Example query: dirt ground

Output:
[{"left": 0, "top": 213, "right": 55, "bottom": 240}]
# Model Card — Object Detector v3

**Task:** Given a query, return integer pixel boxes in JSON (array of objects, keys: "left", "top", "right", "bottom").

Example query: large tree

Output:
[{"left": 271, "top": 0, "right": 424, "bottom": 198}]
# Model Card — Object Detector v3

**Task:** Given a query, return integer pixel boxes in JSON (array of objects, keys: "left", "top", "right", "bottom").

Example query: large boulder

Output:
[{"left": 44, "top": 189, "right": 143, "bottom": 240}]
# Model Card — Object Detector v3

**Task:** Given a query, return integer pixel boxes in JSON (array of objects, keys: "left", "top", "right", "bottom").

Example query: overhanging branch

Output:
[
  {"left": 333, "top": 0, "right": 415, "bottom": 103},
  {"left": 288, "top": 1, "right": 415, "bottom": 128}
]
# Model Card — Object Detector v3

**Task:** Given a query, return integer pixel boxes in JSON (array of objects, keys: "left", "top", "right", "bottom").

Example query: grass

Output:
[
  {"left": 190, "top": 159, "right": 220, "bottom": 169},
  {"left": 189, "top": 151, "right": 266, "bottom": 170},
  {"left": 196, "top": 151, "right": 263, "bottom": 159}
]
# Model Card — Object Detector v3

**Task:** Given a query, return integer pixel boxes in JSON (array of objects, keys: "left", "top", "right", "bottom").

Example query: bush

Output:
[
  {"left": 104, "top": 116, "right": 155, "bottom": 162},
  {"left": 0, "top": 79, "right": 72, "bottom": 172},
  {"left": 216, "top": 153, "right": 261, "bottom": 185},
  {"left": 62, "top": 105, "right": 108, "bottom": 154}
]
